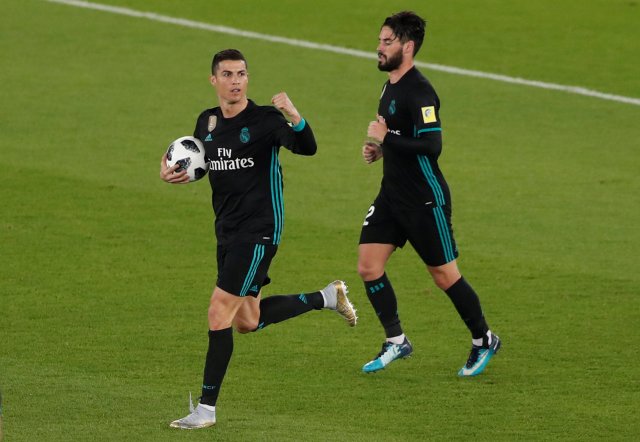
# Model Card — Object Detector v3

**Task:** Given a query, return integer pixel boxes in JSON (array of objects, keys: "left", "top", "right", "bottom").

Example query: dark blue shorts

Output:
[
  {"left": 359, "top": 195, "right": 458, "bottom": 267},
  {"left": 216, "top": 243, "right": 278, "bottom": 297}
]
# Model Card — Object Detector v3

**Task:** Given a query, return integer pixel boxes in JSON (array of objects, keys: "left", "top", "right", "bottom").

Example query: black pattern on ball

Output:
[
  {"left": 166, "top": 144, "right": 174, "bottom": 161},
  {"left": 194, "top": 167, "right": 207, "bottom": 180},
  {"left": 175, "top": 157, "right": 191, "bottom": 172},
  {"left": 180, "top": 139, "right": 201, "bottom": 153}
]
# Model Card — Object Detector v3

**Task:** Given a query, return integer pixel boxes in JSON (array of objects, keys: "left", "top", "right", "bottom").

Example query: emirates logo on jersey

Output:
[{"left": 209, "top": 147, "right": 255, "bottom": 171}]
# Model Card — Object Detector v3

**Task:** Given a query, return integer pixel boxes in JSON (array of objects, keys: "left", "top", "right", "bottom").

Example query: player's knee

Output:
[
  {"left": 428, "top": 261, "right": 461, "bottom": 291},
  {"left": 431, "top": 271, "right": 460, "bottom": 291},
  {"left": 358, "top": 261, "right": 383, "bottom": 281},
  {"left": 433, "top": 275, "right": 451, "bottom": 290},
  {"left": 233, "top": 310, "right": 260, "bottom": 333},
  {"left": 234, "top": 324, "right": 253, "bottom": 334},
  {"left": 234, "top": 318, "right": 259, "bottom": 334}
]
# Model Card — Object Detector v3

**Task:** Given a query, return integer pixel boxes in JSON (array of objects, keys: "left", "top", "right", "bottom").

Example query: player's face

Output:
[
  {"left": 210, "top": 59, "right": 249, "bottom": 104},
  {"left": 377, "top": 26, "right": 404, "bottom": 72}
]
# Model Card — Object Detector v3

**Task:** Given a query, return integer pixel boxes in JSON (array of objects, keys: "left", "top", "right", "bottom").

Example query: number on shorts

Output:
[{"left": 363, "top": 205, "right": 375, "bottom": 226}]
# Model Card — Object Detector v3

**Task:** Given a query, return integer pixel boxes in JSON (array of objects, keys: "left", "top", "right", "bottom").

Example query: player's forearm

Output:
[
  {"left": 382, "top": 131, "right": 442, "bottom": 156},
  {"left": 291, "top": 119, "right": 317, "bottom": 156}
]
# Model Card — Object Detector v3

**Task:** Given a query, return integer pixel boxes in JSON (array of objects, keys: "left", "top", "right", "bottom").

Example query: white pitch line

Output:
[{"left": 47, "top": 0, "right": 640, "bottom": 107}]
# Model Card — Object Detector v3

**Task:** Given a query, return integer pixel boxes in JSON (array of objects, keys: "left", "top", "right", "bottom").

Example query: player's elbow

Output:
[
  {"left": 298, "top": 143, "right": 317, "bottom": 156},
  {"left": 422, "top": 132, "right": 442, "bottom": 156}
]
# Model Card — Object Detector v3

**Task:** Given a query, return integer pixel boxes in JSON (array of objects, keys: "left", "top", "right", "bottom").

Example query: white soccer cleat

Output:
[
  {"left": 321, "top": 280, "right": 358, "bottom": 326},
  {"left": 169, "top": 394, "right": 216, "bottom": 429}
]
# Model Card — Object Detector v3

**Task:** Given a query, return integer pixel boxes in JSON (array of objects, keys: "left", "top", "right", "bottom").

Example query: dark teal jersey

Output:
[
  {"left": 194, "top": 100, "right": 316, "bottom": 245},
  {"left": 377, "top": 67, "right": 450, "bottom": 210}
]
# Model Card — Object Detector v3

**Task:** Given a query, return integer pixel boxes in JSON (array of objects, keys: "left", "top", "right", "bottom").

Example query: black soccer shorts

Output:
[
  {"left": 359, "top": 195, "right": 458, "bottom": 267},
  {"left": 216, "top": 243, "right": 278, "bottom": 297}
]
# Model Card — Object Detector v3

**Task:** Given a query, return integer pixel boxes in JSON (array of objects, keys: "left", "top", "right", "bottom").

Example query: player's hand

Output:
[
  {"left": 159, "top": 153, "right": 190, "bottom": 184},
  {"left": 362, "top": 141, "right": 383, "bottom": 164},
  {"left": 272, "top": 92, "right": 302, "bottom": 126},
  {"left": 367, "top": 114, "right": 387, "bottom": 144}
]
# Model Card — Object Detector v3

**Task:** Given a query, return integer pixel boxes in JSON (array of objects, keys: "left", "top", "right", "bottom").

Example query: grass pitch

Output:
[{"left": 1, "top": 0, "right": 639, "bottom": 440}]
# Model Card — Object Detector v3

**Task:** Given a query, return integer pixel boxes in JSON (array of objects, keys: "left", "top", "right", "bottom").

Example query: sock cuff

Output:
[
  {"left": 444, "top": 276, "right": 466, "bottom": 294},
  {"left": 199, "top": 403, "right": 216, "bottom": 411},
  {"left": 208, "top": 327, "right": 233, "bottom": 338},
  {"left": 319, "top": 290, "right": 328, "bottom": 308},
  {"left": 364, "top": 273, "right": 390, "bottom": 295},
  {"left": 364, "top": 272, "right": 388, "bottom": 285},
  {"left": 386, "top": 334, "right": 406, "bottom": 345}
]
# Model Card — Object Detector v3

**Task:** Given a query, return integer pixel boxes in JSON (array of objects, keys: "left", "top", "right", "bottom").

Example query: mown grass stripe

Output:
[{"left": 46, "top": 0, "right": 640, "bottom": 106}]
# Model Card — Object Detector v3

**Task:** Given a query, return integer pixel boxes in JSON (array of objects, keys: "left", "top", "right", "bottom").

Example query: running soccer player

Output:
[
  {"left": 359, "top": 12, "right": 501, "bottom": 376},
  {"left": 160, "top": 49, "right": 357, "bottom": 429}
]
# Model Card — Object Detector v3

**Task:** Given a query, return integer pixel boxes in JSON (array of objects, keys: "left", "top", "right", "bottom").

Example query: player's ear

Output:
[
  {"left": 209, "top": 74, "right": 217, "bottom": 87},
  {"left": 404, "top": 40, "right": 414, "bottom": 56}
]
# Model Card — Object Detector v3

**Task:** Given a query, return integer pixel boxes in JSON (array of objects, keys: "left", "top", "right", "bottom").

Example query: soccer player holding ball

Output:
[
  {"left": 160, "top": 49, "right": 357, "bottom": 429},
  {"left": 359, "top": 12, "right": 501, "bottom": 376}
]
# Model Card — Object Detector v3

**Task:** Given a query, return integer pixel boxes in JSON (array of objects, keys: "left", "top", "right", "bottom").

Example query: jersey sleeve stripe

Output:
[{"left": 417, "top": 127, "right": 442, "bottom": 134}]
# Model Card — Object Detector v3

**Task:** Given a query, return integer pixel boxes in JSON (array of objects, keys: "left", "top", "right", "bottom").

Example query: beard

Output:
[{"left": 377, "top": 49, "right": 403, "bottom": 72}]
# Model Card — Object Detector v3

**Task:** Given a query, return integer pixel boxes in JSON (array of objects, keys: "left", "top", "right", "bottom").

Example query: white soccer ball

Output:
[{"left": 165, "top": 136, "right": 209, "bottom": 182}]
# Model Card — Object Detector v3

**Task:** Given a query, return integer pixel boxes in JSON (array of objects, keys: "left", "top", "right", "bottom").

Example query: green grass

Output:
[{"left": 1, "top": 0, "right": 639, "bottom": 440}]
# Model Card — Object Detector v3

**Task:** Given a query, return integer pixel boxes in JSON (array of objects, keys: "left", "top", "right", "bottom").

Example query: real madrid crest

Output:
[
  {"left": 207, "top": 115, "right": 217, "bottom": 132},
  {"left": 240, "top": 127, "right": 251, "bottom": 143}
]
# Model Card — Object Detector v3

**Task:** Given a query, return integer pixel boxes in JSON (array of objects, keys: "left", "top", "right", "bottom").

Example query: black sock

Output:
[
  {"left": 254, "top": 292, "right": 323, "bottom": 331},
  {"left": 201, "top": 327, "right": 233, "bottom": 406},
  {"left": 444, "top": 277, "right": 489, "bottom": 340},
  {"left": 365, "top": 273, "right": 403, "bottom": 338}
]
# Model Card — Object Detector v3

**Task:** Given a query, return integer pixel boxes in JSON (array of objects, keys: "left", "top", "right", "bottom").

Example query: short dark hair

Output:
[
  {"left": 211, "top": 49, "right": 247, "bottom": 74},
  {"left": 382, "top": 11, "right": 426, "bottom": 56}
]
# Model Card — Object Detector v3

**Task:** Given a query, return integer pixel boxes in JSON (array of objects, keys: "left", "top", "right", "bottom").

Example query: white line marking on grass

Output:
[{"left": 47, "top": 0, "right": 640, "bottom": 106}]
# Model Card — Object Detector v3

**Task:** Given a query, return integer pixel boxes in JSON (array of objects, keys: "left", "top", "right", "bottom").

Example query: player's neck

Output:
[
  {"left": 219, "top": 97, "right": 249, "bottom": 119},
  {"left": 388, "top": 61, "right": 415, "bottom": 84}
]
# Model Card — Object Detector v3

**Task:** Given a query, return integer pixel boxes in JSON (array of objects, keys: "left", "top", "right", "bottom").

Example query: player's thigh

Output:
[
  {"left": 359, "top": 197, "right": 407, "bottom": 247},
  {"left": 402, "top": 205, "right": 459, "bottom": 267},
  {"left": 359, "top": 197, "right": 407, "bottom": 280},
  {"left": 208, "top": 286, "right": 248, "bottom": 330},
  {"left": 216, "top": 243, "right": 278, "bottom": 298}
]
